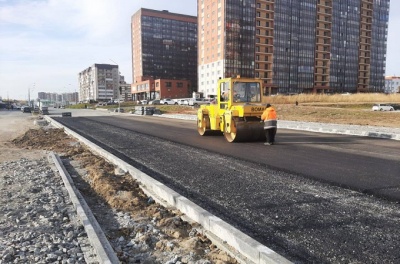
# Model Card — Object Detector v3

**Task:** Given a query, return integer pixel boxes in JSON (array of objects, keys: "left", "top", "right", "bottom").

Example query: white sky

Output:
[{"left": 0, "top": 0, "right": 398, "bottom": 100}]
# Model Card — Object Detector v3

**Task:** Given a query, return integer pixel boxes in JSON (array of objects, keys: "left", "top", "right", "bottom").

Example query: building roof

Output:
[
  {"left": 385, "top": 76, "right": 400, "bottom": 80},
  {"left": 134, "top": 8, "right": 197, "bottom": 23}
]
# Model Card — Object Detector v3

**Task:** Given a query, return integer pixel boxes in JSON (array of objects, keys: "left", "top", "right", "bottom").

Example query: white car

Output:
[
  {"left": 372, "top": 104, "right": 394, "bottom": 111},
  {"left": 177, "top": 99, "right": 189, "bottom": 105},
  {"left": 188, "top": 98, "right": 210, "bottom": 106},
  {"left": 160, "top": 98, "right": 177, "bottom": 105}
]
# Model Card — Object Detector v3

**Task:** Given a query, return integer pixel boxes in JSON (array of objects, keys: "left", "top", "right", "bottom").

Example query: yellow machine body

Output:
[{"left": 197, "top": 77, "right": 267, "bottom": 142}]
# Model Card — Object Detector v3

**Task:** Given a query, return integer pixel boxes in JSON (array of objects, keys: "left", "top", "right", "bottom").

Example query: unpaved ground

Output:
[
  {"left": 0, "top": 111, "right": 237, "bottom": 264},
  {"left": 0, "top": 113, "right": 45, "bottom": 162},
  {"left": 276, "top": 104, "right": 400, "bottom": 127}
]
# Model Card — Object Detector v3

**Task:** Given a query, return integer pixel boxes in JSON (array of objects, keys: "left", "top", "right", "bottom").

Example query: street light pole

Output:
[
  {"left": 118, "top": 88, "right": 121, "bottom": 112},
  {"left": 109, "top": 59, "right": 121, "bottom": 111},
  {"left": 28, "top": 83, "right": 35, "bottom": 108}
]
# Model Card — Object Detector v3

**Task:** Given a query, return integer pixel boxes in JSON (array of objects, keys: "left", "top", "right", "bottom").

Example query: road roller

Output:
[{"left": 197, "top": 76, "right": 267, "bottom": 142}]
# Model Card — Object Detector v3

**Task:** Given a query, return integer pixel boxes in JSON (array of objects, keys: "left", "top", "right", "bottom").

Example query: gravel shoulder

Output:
[{"left": 0, "top": 111, "right": 96, "bottom": 263}]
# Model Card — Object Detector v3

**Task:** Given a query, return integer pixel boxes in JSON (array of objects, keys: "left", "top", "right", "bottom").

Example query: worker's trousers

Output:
[
  {"left": 265, "top": 127, "right": 277, "bottom": 144},
  {"left": 264, "top": 119, "right": 277, "bottom": 144}
]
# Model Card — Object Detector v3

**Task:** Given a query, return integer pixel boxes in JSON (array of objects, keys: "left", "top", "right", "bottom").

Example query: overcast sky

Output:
[{"left": 0, "top": 0, "right": 399, "bottom": 100}]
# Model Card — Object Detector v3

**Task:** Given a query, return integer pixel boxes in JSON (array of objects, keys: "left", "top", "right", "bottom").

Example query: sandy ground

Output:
[{"left": 0, "top": 111, "right": 46, "bottom": 162}]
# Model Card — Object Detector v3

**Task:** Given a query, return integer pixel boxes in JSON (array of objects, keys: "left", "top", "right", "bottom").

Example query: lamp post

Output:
[
  {"left": 28, "top": 83, "right": 35, "bottom": 108},
  {"left": 109, "top": 59, "right": 121, "bottom": 112}
]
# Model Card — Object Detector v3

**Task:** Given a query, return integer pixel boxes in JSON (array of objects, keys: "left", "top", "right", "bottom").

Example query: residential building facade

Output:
[
  {"left": 385, "top": 76, "right": 400, "bottom": 94},
  {"left": 38, "top": 92, "right": 78, "bottom": 105},
  {"left": 78, "top": 64, "right": 120, "bottom": 102},
  {"left": 131, "top": 9, "right": 197, "bottom": 100},
  {"left": 131, "top": 79, "right": 191, "bottom": 102},
  {"left": 119, "top": 75, "right": 132, "bottom": 101},
  {"left": 198, "top": 0, "right": 390, "bottom": 97}
]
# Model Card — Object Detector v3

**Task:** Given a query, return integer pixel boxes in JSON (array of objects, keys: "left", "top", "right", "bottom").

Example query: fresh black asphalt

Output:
[{"left": 53, "top": 115, "right": 400, "bottom": 263}]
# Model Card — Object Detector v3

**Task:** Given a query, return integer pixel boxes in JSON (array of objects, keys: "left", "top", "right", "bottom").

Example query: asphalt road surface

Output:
[{"left": 52, "top": 113, "right": 400, "bottom": 263}]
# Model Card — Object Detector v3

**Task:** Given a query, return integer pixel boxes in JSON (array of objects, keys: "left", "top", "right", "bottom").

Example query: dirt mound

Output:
[{"left": 13, "top": 128, "right": 75, "bottom": 151}]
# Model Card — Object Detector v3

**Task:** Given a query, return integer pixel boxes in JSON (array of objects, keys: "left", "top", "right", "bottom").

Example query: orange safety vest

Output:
[
  {"left": 261, "top": 107, "right": 277, "bottom": 121},
  {"left": 261, "top": 107, "right": 277, "bottom": 129}
]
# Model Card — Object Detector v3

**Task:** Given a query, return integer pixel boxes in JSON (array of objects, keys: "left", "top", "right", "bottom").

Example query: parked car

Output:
[
  {"left": 160, "top": 98, "right": 177, "bottom": 105},
  {"left": 372, "top": 104, "right": 394, "bottom": 111},
  {"left": 177, "top": 99, "right": 189, "bottom": 105},
  {"left": 140, "top": 100, "right": 148, "bottom": 105},
  {"left": 188, "top": 98, "right": 210, "bottom": 107},
  {"left": 149, "top": 99, "right": 160, "bottom": 105},
  {"left": 21, "top": 106, "right": 31, "bottom": 113}
]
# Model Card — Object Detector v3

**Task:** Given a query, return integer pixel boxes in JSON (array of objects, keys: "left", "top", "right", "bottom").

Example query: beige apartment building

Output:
[{"left": 78, "top": 64, "right": 120, "bottom": 102}]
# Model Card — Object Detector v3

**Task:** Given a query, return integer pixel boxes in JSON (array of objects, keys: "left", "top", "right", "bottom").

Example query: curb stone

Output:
[{"left": 49, "top": 152, "right": 120, "bottom": 264}]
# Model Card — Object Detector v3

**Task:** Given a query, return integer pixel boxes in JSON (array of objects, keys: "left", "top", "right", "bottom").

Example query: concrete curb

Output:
[
  {"left": 45, "top": 116, "right": 292, "bottom": 264},
  {"left": 48, "top": 152, "right": 120, "bottom": 264},
  {"left": 277, "top": 120, "right": 400, "bottom": 141}
]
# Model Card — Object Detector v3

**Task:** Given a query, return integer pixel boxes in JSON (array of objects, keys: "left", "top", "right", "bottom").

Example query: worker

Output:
[
  {"left": 221, "top": 91, "right": 229, "bottom": 102},
  {"left": 261, "top": 103, "right": 277, "bottom": 145}
]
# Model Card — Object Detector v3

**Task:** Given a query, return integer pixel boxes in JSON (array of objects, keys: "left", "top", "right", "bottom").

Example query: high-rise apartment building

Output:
[
  {"left": 131, "top": 9, "right": 197, "bottom": 100},
  {"left": 78, "top": 64, "right": 119, "bottom": 102},
  {"left": 198, "top": 0, "right": 390, "bottom": 96}
]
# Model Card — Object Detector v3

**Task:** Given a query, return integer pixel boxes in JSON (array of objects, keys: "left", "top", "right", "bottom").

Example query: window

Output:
[{"left": 166, "top": 82, "right": 172, "bottom": 88}]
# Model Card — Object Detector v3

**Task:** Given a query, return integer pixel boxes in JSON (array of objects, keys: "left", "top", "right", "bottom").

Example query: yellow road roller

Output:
[{"left": 197, "top": 76, "right": 267, "bottom": 142}]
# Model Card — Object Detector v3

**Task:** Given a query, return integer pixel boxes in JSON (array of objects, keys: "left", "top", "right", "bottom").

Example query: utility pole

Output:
[{"left": 109, "top": 59, "right": 121, "bottom": 111}]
